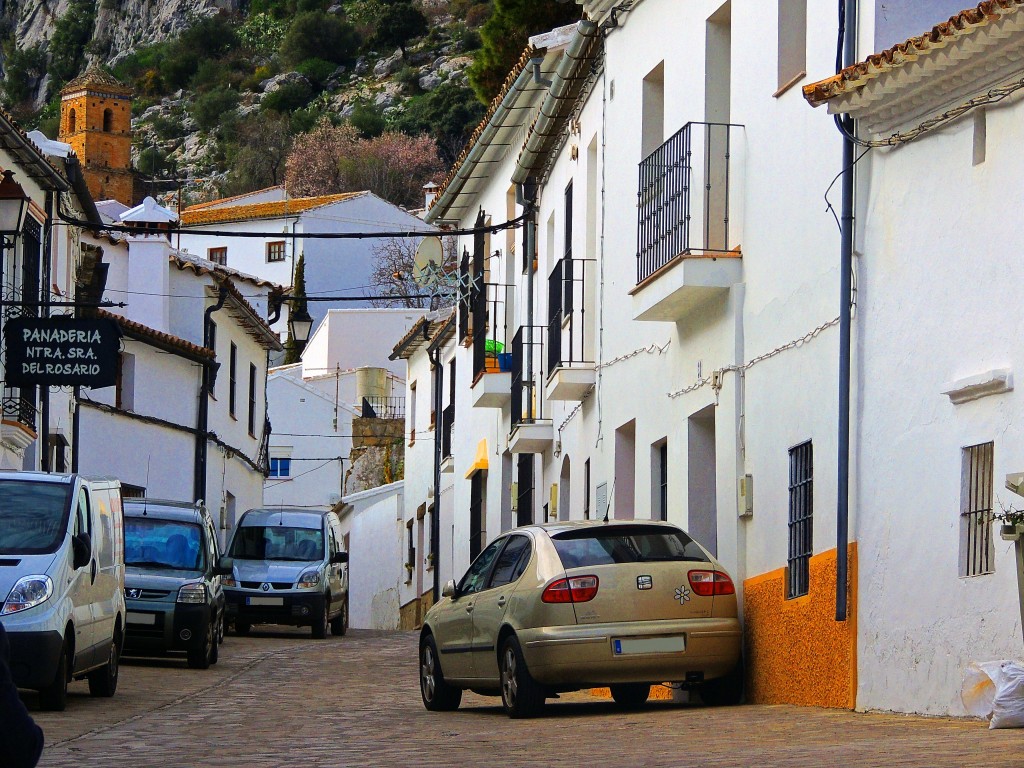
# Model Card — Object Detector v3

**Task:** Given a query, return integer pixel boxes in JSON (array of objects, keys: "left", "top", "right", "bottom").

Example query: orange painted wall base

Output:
[{"left": 743, "top": 544, "right": 857, "bottom": 708}]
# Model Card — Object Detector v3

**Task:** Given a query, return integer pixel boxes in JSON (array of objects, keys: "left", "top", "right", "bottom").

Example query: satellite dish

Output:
[{"left": 413, "top": 236, "right": 444, "bottom": 286}]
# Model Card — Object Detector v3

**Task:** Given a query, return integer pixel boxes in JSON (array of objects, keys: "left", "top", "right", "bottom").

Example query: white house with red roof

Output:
[
  {"left": 78, "top": 197, "right": 283, "bottom": 543},
  {"left": 175, "top": 190, "right": 435, "bottom": 341}
]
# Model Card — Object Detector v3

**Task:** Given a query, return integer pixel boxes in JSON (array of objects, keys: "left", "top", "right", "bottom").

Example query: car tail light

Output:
[
  {"left": 541, "top": 575, "right": 599, "bottom": 603},
  {"left": 688, "top": 570, "right": 735, "bottom": 596}
]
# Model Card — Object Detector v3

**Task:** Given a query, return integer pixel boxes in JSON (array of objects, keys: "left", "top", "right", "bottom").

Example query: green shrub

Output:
[
  {"left": 261, "top": 80, "right": 314, "bottom": 113},
  {"left": 372, "top": 1, "right": 428, "bottom": 56},
  {"left": 151, "top": 113, "right": 186, "bottom": 141},
  {"left": 1, "top": 44, "right": 47, "bottom": 106},
  {"left": 192, "top": 87, "right": 241, "bottom": 131},
  {"left": 279, "top": 11, "right": 361, "bottom": 66},
  {"left": 348, "top": 102, "right": 386, "bottom": 138},
  {"left": 137, "top": 147, "right": 168, "bottom": 176},
  {"left": 390, "top": 81, "right": 485, "bottom": 165},
  {"left": 238, "top": 12, "right": 288, "bottom": 56},
  {"left": 295, "top": 57, "right": 337, "bottom": 89}
]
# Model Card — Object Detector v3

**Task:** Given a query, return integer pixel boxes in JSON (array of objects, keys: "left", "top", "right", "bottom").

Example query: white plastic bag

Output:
[{"left": 961, "top": 660, "right": 1024, "bottom": 728}]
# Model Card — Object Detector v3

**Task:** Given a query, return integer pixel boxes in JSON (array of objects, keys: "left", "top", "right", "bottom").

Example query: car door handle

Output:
[{"left": 497, "top": 596, "right": 507, "bottom": 607}]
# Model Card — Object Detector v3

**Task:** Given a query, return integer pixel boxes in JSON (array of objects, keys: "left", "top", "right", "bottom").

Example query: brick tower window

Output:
[
  {"left": 68, "top": 109, "right": 76, "bottom": 133},
  {"left": 103, "top": 108, "right": 114, "bottom": 132}
]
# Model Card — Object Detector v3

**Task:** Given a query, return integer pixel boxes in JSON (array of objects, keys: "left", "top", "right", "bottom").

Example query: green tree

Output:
[
  {"left": 49, "top": 0, "right": 98, "bottom": 86},
  {"left": 191, "top": 87, "right": 240, "bottom": 131},
  {"left": 373, "top": 1, "right": 428, "bottom": 58},
  {"left": 468, "top": 0, "right": 580, "bottom": 103},
  {"left": 1, "top": 44, "right": 47, "bottom": 107},
  {"left": 391, "top": 82, "right": 485, "bottom": 165},
  {"left": 283, "top": 252, "right": 309, "bottom": 364},
  {"left": 279, "top": 11, "right": 361, "bottom": 66},
  {"left": 222, "top": 111, "right": 293, "bottom": 195}
]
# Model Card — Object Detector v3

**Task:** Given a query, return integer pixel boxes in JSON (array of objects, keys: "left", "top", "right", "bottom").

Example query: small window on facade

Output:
[
  {"left": 409, "top": 381, "right": 417, "bottom": 444},
  {"left": 229, "top": 342, "right": 238, "bottom": 418},
  {"left": 209, "top": 247, "right": 227, "bottom": 266},
  {"left": 583, "top": 458, "right": 591, "bottom": 520},
  {"left": 406, "top": 519, "right": 416, "bottom": 574},
  {"left": 653, "top": 439, "right": 668, "bottom": 522},
  {"left": 269, "top": 458, "right": 291, "bottom": 478},
  {"left": 777, "top": 0, "right": 807, "bottom": 95},
  {"left": 247, "top": 362, "right": 257, "bottom": 436},
  {"left": 960, "top": 442, "right": 995, "bottom": 577},
  {"left": 516, "top": 454, "right": 534, "bottom": 526},
  {"left": 68, "top": 108, "right": 77, "bottom": 134},
  {"left": 266, "top": 241, "right": 286, "bottom": 263},
  {"left": 787, "top": 440, "right": 813, "bottom": 599},
  {"left": 103, "top": 108, "right": 114, "bottom": 132}
]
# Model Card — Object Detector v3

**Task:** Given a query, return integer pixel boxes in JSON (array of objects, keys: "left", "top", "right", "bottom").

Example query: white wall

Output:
[
  {"left": 340, "top": 481, "right": 405, "bottom": 629},
  {"left": 302, "top": 308, "right": 425, "bottom": 379}
]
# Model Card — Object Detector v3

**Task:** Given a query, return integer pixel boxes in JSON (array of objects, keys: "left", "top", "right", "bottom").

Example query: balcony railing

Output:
[
  {"left": 547, "top": 255, "right": 593, "bottom": 372},
  {"left": 472, "top": 282, "right": 513, "bottom": 380},
  {"left": 637, "top": 121, "right": 741, "bottom": 284},
  {"left": 511, "top": 326, "right": 546, "bottom": 429},
  {"left": 360, "top": 396, "right": 405, "bottom": 420},
  {"left": 440, "top": 403, "right": 455, "bottom": 460},
  {"left": 2, "top": 391, "right": 37, "bottom": 432}
]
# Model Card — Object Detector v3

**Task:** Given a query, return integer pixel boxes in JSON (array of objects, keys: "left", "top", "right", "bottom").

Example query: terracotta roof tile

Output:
[
  {"left": 179, "top": 192, "right": 366, "bottom": 226},
  {"left": 804, "top": 0, "right": 1024, "bottom": 106},
  {"left": 60, "top": 68, "right": 133, "bottom": 97},
  {"left": 94, "top": 308, "right": 213, "bottom": 362},
  {"left": 181, "top": 185, "right": 285, "bottom": 213}
]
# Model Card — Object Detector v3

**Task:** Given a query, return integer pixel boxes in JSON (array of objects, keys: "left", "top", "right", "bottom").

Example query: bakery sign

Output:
[{"left": 4, "top": 317, "right": 121, "bottom": 388}]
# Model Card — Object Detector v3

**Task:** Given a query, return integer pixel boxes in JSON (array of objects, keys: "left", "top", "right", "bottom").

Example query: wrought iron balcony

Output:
[
  {"left": 471, "top": 283, "right": 514, "bottom": 408},
  {"left": 2, "top": 392, "right": 37, "bottom": 433},
  {"left": 360, "top": 396, "right": 405, "bottom": 420},
  {"left": 546, "top": 255, "right": 595, "bottom": 401},
  {"left": 632, "top": 122, "right": 743, "bottom": 321},
  {"left": 510, "top": 326, "right": 552, "bottom": 453}
]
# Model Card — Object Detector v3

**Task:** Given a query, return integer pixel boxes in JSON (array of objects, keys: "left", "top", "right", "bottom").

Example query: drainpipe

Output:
[
  {"left": 836, "top": 0, "right": 858, "bottom": 623},
  {"left": 428, "top": 329, "right": 444, "bottom": 603},
  {"left": 521, "top": 180, "right": 538, "bottom": 419},
  {"left": 195, "top": 285, "right": 228, "bottom": 504}
]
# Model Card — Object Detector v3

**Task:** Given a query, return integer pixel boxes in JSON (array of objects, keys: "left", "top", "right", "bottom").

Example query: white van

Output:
[{"left": 0, "top": 472, "right": 126, "bottom": 710}]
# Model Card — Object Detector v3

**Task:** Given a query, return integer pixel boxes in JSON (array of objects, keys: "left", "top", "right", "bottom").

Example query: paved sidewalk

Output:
[{"left": 30, "top": 629, "right": 1023, "bottom": 767}]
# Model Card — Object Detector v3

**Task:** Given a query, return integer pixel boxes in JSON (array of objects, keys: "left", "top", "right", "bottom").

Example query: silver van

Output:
[
  {"left": 0, "top": 472, "right": 126, "bottom": 710},
  {"left": 223, "top": 508, "right": 348, "bottom": 639}
]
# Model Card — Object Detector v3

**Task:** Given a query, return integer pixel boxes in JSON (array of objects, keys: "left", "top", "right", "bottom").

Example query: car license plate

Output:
[
  {"left": 126, "top": 611, "right": 156, "bottom": 626},
  {"left": 613, "top": 636, "right": 686, "bottom": 655},
  {"left": 246, "top": 597, "right": 284, "bottom": 606}
]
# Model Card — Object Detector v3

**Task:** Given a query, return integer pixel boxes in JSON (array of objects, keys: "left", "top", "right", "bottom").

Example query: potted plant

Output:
[{"left": 995, "top": 507, "right": 1024, "bottom": 541}]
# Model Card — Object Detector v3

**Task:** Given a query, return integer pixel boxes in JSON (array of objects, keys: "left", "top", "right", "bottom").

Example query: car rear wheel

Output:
[
  {"left": 330, "top": 600, "right": 348, "bottom": 637},
  {"left": 499, "top": 636, "right": 545, "bottom": 719},
  {"left": 610, "top": 683, "right": 650, "bottom": 708},
  {"left": 419, "top": 635, "right": 461, "bottom": 711},
  {"left": 87, "top": 633, "right": 120, "bottom": 697},
  {"left": 187, "top": 623, "right": 213, "bottom": 670},
  {"left": 700, "top": 659, "right": 743, "bottom": 706},
  {"left": 39, "top": 640, "right": 70, "bottom": 712}
]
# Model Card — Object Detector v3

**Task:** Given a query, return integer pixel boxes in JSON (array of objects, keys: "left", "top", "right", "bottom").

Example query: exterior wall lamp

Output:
[
  {"left": 0, "top": 170, "right": 29, "bottom": 238},
  {"left": 287, "top": 305, "right": 314, "bottom": 345}
]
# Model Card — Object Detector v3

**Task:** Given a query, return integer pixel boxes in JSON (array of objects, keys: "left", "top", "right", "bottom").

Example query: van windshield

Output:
[
  {"left": 125, "top": 519, "right": 204, "bottom": 571},
  {"left": 229, "top": 526, "right": 323, "bottom": 561},
  {"left": 0, "top": 481, "right": 73, "bottom": 555}
]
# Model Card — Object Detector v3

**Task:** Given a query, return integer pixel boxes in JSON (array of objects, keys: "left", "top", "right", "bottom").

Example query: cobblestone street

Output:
[{"left": 21, "top": 629, "right": 1020, "bottom": 767}]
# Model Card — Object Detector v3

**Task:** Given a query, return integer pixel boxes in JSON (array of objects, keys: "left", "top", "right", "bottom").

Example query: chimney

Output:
[
  {"left": 119, "top": 196, "right": 179, "bottom": 334},
  {"left": 422, "top": 181, "right": 439, "bottom": 210}
]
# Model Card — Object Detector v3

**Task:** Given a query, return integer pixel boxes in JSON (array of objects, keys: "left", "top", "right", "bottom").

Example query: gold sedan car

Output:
[{"left": 419, "top": 520, "right": 742, "bottom": 718}]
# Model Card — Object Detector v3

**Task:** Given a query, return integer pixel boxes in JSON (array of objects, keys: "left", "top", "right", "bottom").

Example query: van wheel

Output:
[
  {"left": 187, "top": 624, "right": 213, "bottom": 670},
  {"left": 234, "top": 620, "right": 250, "bottom": 636},
  {"left": 39, "top": 641, "right": 70, "bottom": 711},
  {"left": 88, "top": 635, "right": 120, "bottom": 697},
  {"left": 209, "top": 620, "right": 220, "bottom": 666},
  {"left": 312, "top": 598, "right": 329, "bottom": 639},
  {"left": 330, "top": 601, "right": 348, "bottom": 637},
  {"left": 217, "top": 613, "right": 226, "bottom": 644}
]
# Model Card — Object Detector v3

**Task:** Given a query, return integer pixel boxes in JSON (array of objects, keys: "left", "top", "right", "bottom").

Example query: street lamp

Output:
[
  {"left": 0, "top": 170, "right": 29, "bottom": 237},
  {"left": 288, "top": 305, "right": 314, "bottom": 346}
]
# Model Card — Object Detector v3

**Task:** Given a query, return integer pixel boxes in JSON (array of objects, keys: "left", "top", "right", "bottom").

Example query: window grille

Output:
[
  {"left": 961, "top": 442, "right": 995, "bottom": 577},
  {"left": 787, "top": 440, "right": 813, "bottom": 599}
]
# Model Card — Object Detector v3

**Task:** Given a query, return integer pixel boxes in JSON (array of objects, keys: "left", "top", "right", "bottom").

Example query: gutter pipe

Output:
[
  {"left": 836, "top": 0, "right": 858, "bottom": 623},
  {"left": 512, "top": 20, "right": 600, "bottom": 185},
  {"left": 195, "top": 285, "right": 228, "bottom": 504},
  {"left": 428, "top": 329, "right": 444, "bottom": 603}
]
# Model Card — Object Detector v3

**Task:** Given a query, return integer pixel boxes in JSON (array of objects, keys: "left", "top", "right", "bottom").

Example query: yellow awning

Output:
[{"left": 464, "top": 439, "right": 489, "bottom": 478}]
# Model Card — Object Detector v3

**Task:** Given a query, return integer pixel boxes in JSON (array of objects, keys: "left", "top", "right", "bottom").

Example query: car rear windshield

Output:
[
  {"left": 551, "top": 525, "right": 710, "bottom": 568},
  {"left": 125, "top": 519, "right": 204, "bottom": 571},
  {"left": 0, "top": 481, "right": 72, "bottom": 554},
  {"left": 230, "top": 526, "right": 323, "bottom": 562}
]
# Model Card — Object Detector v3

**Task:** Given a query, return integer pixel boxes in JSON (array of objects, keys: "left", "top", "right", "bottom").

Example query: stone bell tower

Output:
[{"left": 58, "top": 68, "right": 134, "bottom": 206}]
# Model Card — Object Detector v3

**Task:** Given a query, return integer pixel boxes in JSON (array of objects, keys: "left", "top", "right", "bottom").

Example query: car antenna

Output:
[{"left": 603, "top": 480, "right": 615, "bottom": 524}]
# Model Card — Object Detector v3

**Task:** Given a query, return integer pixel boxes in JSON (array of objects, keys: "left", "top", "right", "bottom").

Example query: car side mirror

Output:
[
  {"left": 442, "top": 579, "right": 457, "bottom": 598},
  {"left": 214, "top": 556, "right": 234, "bottom": 577},
  {"left": 331, "top": 552, "right": 349, "bottom": 565},
  {"left": 72, "top": 533, "right": 91, "bottom": 570}
]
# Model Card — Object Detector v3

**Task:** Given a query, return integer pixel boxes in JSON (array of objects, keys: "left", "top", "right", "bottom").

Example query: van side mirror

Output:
[
  {"left": 442, "top": 579, "right": 457, "bottom": 598},
  {"left": 72, "top": 534, "right": 91, "bottom": 570},
  {"left": 215, "top": 556, "right": 234, "bottom": 576},
  {"left": 331, "top": 552, "right": 349, "bottom": 565}
]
